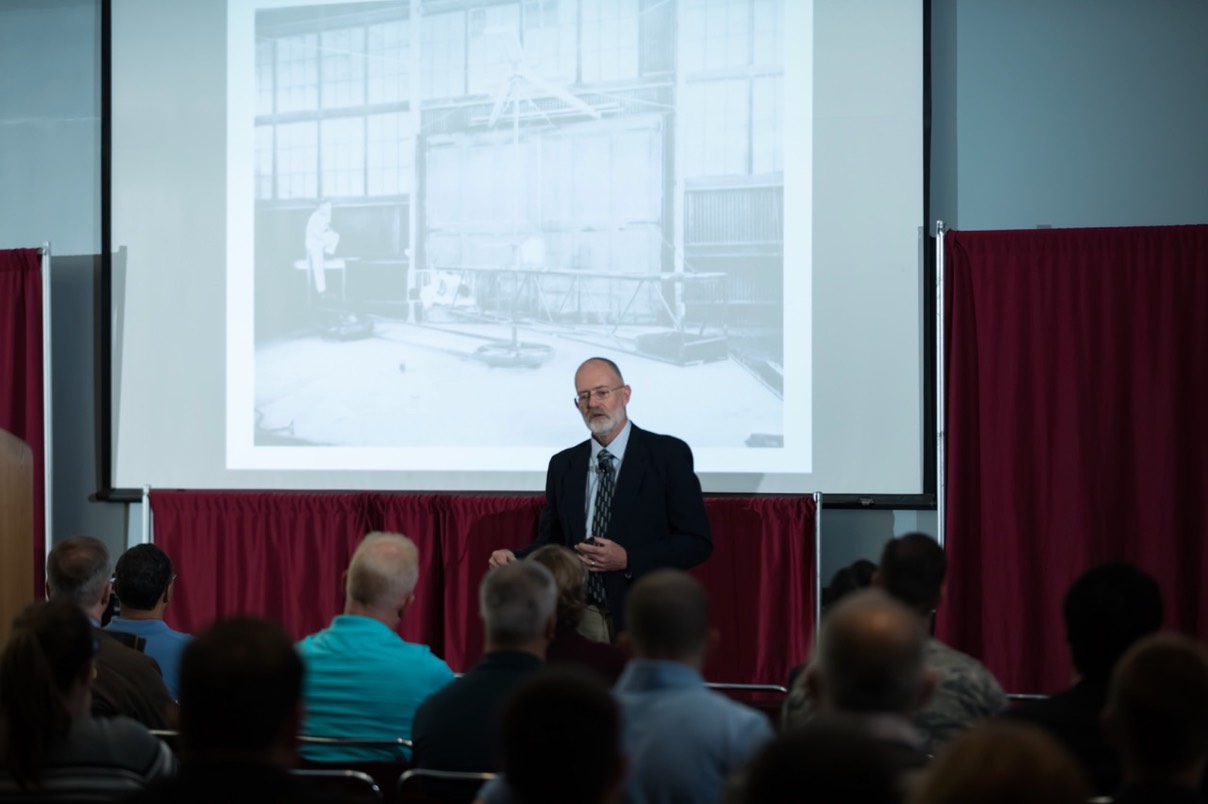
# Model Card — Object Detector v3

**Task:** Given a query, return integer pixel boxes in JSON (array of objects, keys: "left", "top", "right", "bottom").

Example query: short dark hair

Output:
[
  {"left": 46, "top": 536, "right": 111, "bottom": 608},
  {"left": 1109, "top": 633, "right": 1208, "bottom": 774},
  {"left": 498, "top": 667, "right": 621, "bottom": 804},
  {"left": 1063, "top": 562, "right": 1162, "bottom": 680},
  {"left": 823, "top": 559, "right": 877, "bottom": 610},
  {"left": 739, "top": 716, "right": 903, "bottom": 804},
  {"left": 626, "top": 570, "right": 710, "bottom": 659},
  {"left": 114, "top": 544, "right": 174, "bottom": 611},
  {"left": 178, "top": 618, "right": 302, "bottom": 756},
  {"left": 878, "top": 533, "right": 946, "bottom": 616}
]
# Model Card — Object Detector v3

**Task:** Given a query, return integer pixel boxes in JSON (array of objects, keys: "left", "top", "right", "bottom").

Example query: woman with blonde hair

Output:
[{"left": 528, "top": 545, "right": 627, "bottom": 684}]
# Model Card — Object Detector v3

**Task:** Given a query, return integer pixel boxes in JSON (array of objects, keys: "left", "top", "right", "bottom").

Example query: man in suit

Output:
[
  {"left": 489, "top": 356, "right": 712, "bottom": 642},
  {"left": 46, "top": 536, "right": 175, "bottom": 729}
]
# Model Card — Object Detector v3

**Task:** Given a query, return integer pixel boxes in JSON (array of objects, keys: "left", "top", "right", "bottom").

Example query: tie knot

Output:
[{"left": 598, "top": 449, "right": 613, "bottom": 471}]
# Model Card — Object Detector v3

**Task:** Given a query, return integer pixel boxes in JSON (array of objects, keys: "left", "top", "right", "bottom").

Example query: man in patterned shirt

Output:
[{"left": 783, "top": 533, "right": 1007, "bottom": 754}]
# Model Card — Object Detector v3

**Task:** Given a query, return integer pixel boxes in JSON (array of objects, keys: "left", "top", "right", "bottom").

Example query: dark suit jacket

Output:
[
  {"left": 411, "top": 651, "right": 542, "bottom": 775},
  {"left": 92, "top": 627, "right": 175, "bottom": 730},
  {"left": 516, "top": 423, "right": 712, "bottom": 632},
  {"left": 1005, "top": 678, "right": 1118, "bottom": 795}
]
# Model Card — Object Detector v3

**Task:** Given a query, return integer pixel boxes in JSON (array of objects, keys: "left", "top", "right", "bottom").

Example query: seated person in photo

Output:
[
  {"left": 46, "top": 536, "right": 175, "bottom": 729},
  {"left": 527, "top": 545, "right": 627, "bottom": 684},
  {"left": 907, "top": 722, "right": 1091, "bottom": 804},
  {"left": 296, "top": 532, "right": 455, "bottom": 762},
  {"left": 106, "top": 543, "right": 193, "bottom": 700},
  {"left": 1103, "top": 633, "right": 1208, "bottom": 804},
  {"left": 0, "top": 598, "right": 176, "bottom": 799},
  {"left": 613, "top": 570, "right": 773, "bottom": 804},
  {"left": 412, "top": 562, "right": 557, "bottom": 782},
  {"left": 730, "top": 716, "right": 908, "bottom": 804},
  {"left": 473, "top": 668, "right": 625, "bottom": 804},
  {"left": 123, "top": 617, "right": 344, "bottom": 804},
  {"left": 797, "top": 590, "right": 936, "bottom": 795},
  {"left": 785, "top": 558, "right": 878, "bottom": 689},
  {"left": 478, "top": 571, "right": 770, "bottom": 804},
  {"left": 785, "top": 534, "right": 1007, "bottom": 754},
  {"left": 1006, "top": 561, "right": 1163, "bottom": 795}
]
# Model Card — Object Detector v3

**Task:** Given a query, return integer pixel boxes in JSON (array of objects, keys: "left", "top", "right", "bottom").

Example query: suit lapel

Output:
[
  {"left": 566, "top": 441, "right": 591, "bottom": 543},
  {"left": 609, "top": 425, "right": 646, "bottom": 541}
]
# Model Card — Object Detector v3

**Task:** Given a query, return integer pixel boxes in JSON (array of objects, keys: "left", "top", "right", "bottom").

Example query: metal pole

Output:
[
  {"left": 41, "top": 243, "right": 53, "bottom": 562},
  {"left": 813, "top": 491, "right": 823, "bottom": 628},
  {"left": 141, "top": 485, "right": 152, "bottom": 544},
  {"left": 935, "top": 221, "right": 945, "bottom": 549}
]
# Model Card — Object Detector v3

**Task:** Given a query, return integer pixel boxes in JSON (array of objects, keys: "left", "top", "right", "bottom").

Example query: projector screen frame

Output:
[{"left": 94, "top": 0, "right": 937, "bottom": 507}]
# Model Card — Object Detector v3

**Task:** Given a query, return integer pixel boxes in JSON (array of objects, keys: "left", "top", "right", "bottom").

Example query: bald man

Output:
[{"left": 490, "top": 357, "right": 712, "bottom": 642}]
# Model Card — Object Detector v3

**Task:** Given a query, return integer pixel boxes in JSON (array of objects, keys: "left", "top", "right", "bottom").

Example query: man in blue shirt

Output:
[
  {"left": 107, "top": 543, "right": 193, "bottom": 701},
  {"left": 478, "top": 569, "right": 771, "bottom": 804},
  {"left": 297, "top": 531, "right": 455, "bottom": 762}
]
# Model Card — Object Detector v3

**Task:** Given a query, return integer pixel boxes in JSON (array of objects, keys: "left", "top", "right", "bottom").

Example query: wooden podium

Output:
[{"left": 0, "top": 429, "right": 34, "bottom": 644}]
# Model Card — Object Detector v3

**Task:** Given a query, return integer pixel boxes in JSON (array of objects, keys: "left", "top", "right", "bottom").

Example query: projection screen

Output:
[{"left": 109, "top": 0, "right": 924, "bottom": 495}]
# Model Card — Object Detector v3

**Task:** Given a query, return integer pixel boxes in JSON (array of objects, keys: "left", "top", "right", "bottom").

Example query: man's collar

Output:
[{"left": 592, "top": 420, "right": 632, "bottom": 460}]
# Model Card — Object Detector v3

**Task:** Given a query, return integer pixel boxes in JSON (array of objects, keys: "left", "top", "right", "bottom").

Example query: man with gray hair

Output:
[
  {"left": 412, "top": 561, "right": 557, "bottom": 776},
  {"left": 45, "top": 536, "right": 175, "bottom": 729},
  {"left": 296, "top": 531, "right": 455, "bottom": 762}
]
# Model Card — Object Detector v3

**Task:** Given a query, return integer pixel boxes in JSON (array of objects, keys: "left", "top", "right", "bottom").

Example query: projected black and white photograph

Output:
[{"left": 232, "top": 0, "right": 805, "bottom": 472}]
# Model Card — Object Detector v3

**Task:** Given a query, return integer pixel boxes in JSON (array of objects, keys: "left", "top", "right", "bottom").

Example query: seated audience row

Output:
[{"left": 6, "top": 527, "right": 1207, "bottom": 804}]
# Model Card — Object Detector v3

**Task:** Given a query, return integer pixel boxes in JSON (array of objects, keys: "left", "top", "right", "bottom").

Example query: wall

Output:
[
  {"left": 931, "top": 0, "right": 1208, "bottom": 231},
  {"left": 0, "top": 0, "right": 133, "bottom": 562},
  {"left": 20, "top": 2, "right": 1206, "bottom": 592}
]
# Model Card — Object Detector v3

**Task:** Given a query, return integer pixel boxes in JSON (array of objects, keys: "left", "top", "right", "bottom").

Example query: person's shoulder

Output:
[
  {"left": 550, "top": 439, "right": 591, "bottom": 463},
  {"left": 629, "top": 424, "right": 693, "bottom": 455}
]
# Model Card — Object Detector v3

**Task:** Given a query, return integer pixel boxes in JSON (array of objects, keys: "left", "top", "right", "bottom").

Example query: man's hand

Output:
[
  {"left": 575, "top": 537, "right": 627, "bottom": 573},
  {"left": 488, "top": 549, "right": 517, "bottom": 569}
]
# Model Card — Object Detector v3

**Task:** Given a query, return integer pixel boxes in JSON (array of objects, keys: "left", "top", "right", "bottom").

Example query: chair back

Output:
[
  {"left": 397, "top": 768, "right": 496, "bottom": 804},
  {"left": 292, "top": 768, "right": 383, "bottom": 803}
]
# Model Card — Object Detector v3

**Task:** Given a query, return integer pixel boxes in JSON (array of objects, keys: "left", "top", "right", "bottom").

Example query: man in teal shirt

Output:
[{"left": 297, "top": 531, "right": 455, "bottom": 762}]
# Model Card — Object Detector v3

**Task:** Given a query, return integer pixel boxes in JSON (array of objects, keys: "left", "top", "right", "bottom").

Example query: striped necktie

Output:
[{"left": 586, "top": 449, "right": 614, "bottom": 603}]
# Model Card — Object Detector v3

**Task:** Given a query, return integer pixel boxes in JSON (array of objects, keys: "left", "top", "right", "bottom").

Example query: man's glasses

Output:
[{"left": 574, "top": 385, "right": 626, "bottom": 407}]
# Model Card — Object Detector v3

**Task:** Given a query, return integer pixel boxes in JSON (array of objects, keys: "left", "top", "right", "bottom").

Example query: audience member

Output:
[
  {"left": 0, "top": 599, "right": 175, "bottom": 800},
  {"left": 784, "top": 534, "right": 1007, "bottom": 754},
  {"left": 1007, "top": 561, "right": 1163, "bottom": 795},
  {"left": 907, "top": 721, "right": 1090, "bottom": 804},
  {"left": 411, "top": 561, "right": 557, "bottom": 783},
  {"left": 124, "top": 617, "right": 343, "bottom": 804},
  {"left": 46, "top": 536, "right": 175, "bottom": 729},
  {"left": 613, "top": 570, "right": 772, "bottom": 804},
  {"left": 527, "top": 545, "right": 627, "bottom": 684},
  {"left": 477, "top": 667, "right": 625, "bottom": 804},
  {"left": 106, "top": 543, "right": 193, "bottom": 700},
  {"left": 1104, "top": 633, "right": 1208, "bottom": 804},
  {"left": 786, "top": 558, "right": 878, "bottom": 688},
  {"left": 803, "top": 589, "right": 934, "bottom": 790},
  {"left": 823, "top": 558, "right": 878, "bottom": 611},
  {"left": 480, "top": 570, "right": 770, "bottom": 804},
  {"left": 729, "top": 716, "right": 905, "bottom": 804},
  {"left": 297, "top": 532, "right": 454, "bottom": 762}
]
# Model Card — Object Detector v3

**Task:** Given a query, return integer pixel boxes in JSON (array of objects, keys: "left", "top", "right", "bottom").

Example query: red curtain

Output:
[
  {"left": 150, "top": 491, "right": 815, "bottom": 685},
  {"left": 0, "top": 248, "right": 45, "bottom": 591},
  {"left": 941, "top": 225, "right": 1208, "bottom": 694}
]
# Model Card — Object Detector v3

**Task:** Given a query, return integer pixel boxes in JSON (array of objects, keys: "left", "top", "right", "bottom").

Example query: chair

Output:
[
  {"left": 707, "top": 682, "right": 788, "bottom": 730},
  {"left": 291, "top": 769, "right": 383, "bottom": 803},
  {"left": 107, "top": 630, "right": 147, "bottom": 652},
  {"left": 298, "top": 735, "right": 414, "bottom": 803},
  {"left": 396, "top": 768, "right": 496, "bottom": 804}
]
